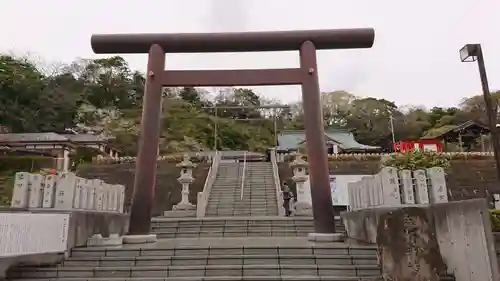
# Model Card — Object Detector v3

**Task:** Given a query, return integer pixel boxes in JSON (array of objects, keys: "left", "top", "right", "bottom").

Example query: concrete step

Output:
[
  {"left": 69, "top": 244, "right": 377, "bottom": 258},
  {"left": 205, "top": 210, "right": 278, "bottom": 213},
  {"left": 153, "top": 230, "right": 309, "bottom": 238},
  {"left": 204, "top": 213, "right": 280, "bottom": 218},
  {"left": 206, "top": 201, "right": 276, "bottom": 204},
  {"left": 8, "top": 237, "right": 379, "bottom": 280},
  {"left": 209, "top": 201, "right": 276, "bottom": 203},
  {"left": 209, "top": 192, "right": 276, "bottom": 194},
  {"left": 61, "top": 254, "right": 378, "bottom": 267},
  {"left": 150, "top": 217, "right": 345, "bottom": 237},
  {"left": 209, "top": 194, "right": 276, "bottom": 197},
  {"left": 212, "top": 189, "right": 274, "bottom": 192},
  {"left": 210, "top": 187, "right": 276, "bottom": 190},
  {"left": 209, "top": 186, "right": 276, "bottom": 190},
  {"left": 208, "top": 197, "right": 275, "bottom": 200},
  {"left": 151, "top": 217, "right": 330, "bottom": 225},
  {"left": 205, "top": 209, "right": 278, "bottom": 213},
  {"left": 206, "top": 204, "right": 276, "bottom": 207},
  {"left": 6, "top": 276, "right": 453, "bottom": 281},
  {"left": 212, "top": 181, "right": 274, "bottom": 184},
  {"left": 206, "top": 202, "right": 277, "bottom": 205},
  {"left": 10, "top": 265, "right": 381, "bottom": 279},
  {"left": 5, "top": 277, "right": 376, "bottom": 281},
  {"left": 213, "top": 182, "right": 274, "bottom": 184}
]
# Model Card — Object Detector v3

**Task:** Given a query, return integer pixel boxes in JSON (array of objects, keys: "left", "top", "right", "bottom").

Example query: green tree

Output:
[{"left": 79, "top": 56, "right": 144, "bottom": 110}]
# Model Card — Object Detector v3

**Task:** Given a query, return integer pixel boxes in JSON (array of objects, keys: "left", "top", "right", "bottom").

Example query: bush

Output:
[
  {"left": 490, "top": 210, "right": 500, "bottom": 232},
  {"left": 0, "top": 156, "right": 55, "bottom": 207},
  {"left": 282, "top": 151, "right": 496, "bottom": 163},
  {"left": 70, "top": 147, "right": 101, "bottom": 171},
  {"left": 93, "top": 153, "right": 210, "bottom": 165},
  {"left": 0, "top": 156, "right": 56, "bottom": 175},
  {"left": 381, "top": 150, "right": 451, "bottom": 170},
  {"left": 284, "top": 153, "right": 384, "bottom": 162}
]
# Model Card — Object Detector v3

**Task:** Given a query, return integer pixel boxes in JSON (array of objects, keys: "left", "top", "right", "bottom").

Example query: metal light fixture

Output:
[{"left": 460, "top": 44, "right": 479, "bottom": 62}]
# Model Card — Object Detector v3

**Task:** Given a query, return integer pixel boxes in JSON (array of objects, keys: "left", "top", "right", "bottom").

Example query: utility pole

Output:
[{"left": 389, "top": 113, "right": 396, "bottom": 144}]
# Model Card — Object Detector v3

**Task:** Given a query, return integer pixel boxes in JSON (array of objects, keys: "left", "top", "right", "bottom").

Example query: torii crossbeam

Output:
[{"left": 91, "top": 28, "right": 375, "bottom": 236}]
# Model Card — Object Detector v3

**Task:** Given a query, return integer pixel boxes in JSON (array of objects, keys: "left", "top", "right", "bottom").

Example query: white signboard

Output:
[
  {"left": 0, "top": 213, "right": 70, "bottom": 257},
  {"left": 303, "top": 175, "right": 371, "bottom": 206}
]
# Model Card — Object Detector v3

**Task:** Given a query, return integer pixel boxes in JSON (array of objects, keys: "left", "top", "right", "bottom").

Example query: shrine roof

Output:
[
  {"left": 421, "top": 120, "right": 490, "bottom": 140},
  {"left": 0, "top": 132, "right": 69, "bottom": 143},
  {"left": 0, "top": 132, "right": 112, "bottom": 145},
  {"left": 277, "top": 129, "right": 380, "bottom": 152}
]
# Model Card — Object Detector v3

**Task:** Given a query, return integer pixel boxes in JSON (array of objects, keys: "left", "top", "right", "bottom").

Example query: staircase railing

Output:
[
  {"left": 197, "top": 151, "right": 221, "bottom": 217},
  {"left": 240, "top": 151, "right": 247, "bottom": 200},
  {"left": 270, "top": 148, "right": 285, "bottom": 216}
]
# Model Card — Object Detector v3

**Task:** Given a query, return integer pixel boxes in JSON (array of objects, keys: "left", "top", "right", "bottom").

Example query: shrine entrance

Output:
[{"left": 91, "top": 28, "right": 375, "bottom": 235}]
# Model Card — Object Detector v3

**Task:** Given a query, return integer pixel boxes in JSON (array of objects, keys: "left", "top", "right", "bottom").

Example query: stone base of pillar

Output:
[
  {"left": 307, "top": 233, "right": 344, "bottom": 242},
  {"left": 122, "top": 234, "right": 157, "bottom": 244},
  {"left": 163, "top": 210, "right": 196, "bottom": 217},
  {"left": 293, "top": 202, "right": 312, "bottom": 216},
  {"left": 87, "top": 234, "right": 123, "bottom": 246},
  {"left": 173, "top": 202, "right": 195, "bottom": 211}
]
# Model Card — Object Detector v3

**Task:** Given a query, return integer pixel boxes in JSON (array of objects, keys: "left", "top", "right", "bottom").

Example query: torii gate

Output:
[{"left": 91, "top": 28, "right": 375, "bottom": 237}]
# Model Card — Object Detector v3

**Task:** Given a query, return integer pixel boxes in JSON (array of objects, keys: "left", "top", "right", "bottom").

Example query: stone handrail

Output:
[
  {"left": 240, "top": 151, "right": 247, "bottom": 201},
  {"left": 270, "top": 149, "right": 285, "bottom": 216},
  {"left": 197, "top": 151, "right": 221, "bottom": 217}
]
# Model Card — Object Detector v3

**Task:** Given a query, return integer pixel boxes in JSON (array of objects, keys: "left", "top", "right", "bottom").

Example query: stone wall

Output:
[
  {"left": 278, "top": 158, "right": 499, "bottom": 201},
  {"left": 77, "top": 162, "right": 210, "bottom": 216},
  {"left": 342, "top": 199, "right": 500, "bottom": 281}
]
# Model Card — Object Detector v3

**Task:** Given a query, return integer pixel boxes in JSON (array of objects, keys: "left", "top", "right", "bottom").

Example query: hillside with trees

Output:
[{"left": 1, "top": 54, "right": 499, "bottom": 154}]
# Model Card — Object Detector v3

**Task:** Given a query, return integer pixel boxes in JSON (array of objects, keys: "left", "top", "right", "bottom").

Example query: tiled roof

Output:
[
  {"left": 60, "top": 134, "right": 108, "bottom": 143},
  {"left": 0, "top": 133, "right": 68, "bottom": 143},
  {"left": 0, "top": 133, "right": 109, "bottom": 144},
  {"left": 277, "top": 129, "right": 380, "bottom": 151}
]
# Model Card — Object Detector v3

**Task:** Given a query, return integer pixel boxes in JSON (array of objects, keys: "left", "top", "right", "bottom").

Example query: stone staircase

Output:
[
  {"left": 205, "top": 162, "right": 279, "bottom": 216},
  {"left": 8, "top": 237, "right": 381, "bottom": 280},
  {"left": 150, "top": 216, "right": 346, "bottom": 238},
  {"left": 5, "top": 158, "right": 382, "bottom": 280}
]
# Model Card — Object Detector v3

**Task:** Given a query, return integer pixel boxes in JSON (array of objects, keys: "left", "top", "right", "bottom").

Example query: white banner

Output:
[{"left": 303, "top": 175, "right": 371, "bottom": 206}]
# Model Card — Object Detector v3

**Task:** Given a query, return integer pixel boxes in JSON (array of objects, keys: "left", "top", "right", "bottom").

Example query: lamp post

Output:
[{"left": 460, "top": 44, "right": 500, "bottom": 183}]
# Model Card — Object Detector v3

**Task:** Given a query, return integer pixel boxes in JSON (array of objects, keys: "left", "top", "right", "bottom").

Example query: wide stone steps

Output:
[
  {"left": 10, "top": 265, "right": 380, "bottom": 279},
  {"left": 205, "top": 161, "right": 278, "bottom": 217},
  {"left": 8, "top": 241, "right": 381, "bottom": 281},
  {"left": 7, "top": 276, "right": 376, "bottom": 281},
  {"left": 60, "top": 254, "right": 378, "bottom": 267},
  {"left": 150, "top": 217, "right": 345, "bottom": 238}
]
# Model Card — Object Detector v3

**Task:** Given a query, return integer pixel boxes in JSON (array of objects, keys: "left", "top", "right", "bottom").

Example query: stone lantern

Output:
[
  {"left": 289, "top": 153, "right": 312, "bottom": 216},
  {"left": 173, "top": 154, "right": 196, "bottom": 211}
]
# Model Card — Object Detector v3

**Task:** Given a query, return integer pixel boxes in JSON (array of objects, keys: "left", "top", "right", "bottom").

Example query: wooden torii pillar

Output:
[{"left": 91, "top": 29, "right": 375, "bottom": 238}]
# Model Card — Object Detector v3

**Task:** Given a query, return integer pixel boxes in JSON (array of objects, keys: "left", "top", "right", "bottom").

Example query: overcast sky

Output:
[{"left": 2, "top": 0, "right": 499, "bottom": 108}]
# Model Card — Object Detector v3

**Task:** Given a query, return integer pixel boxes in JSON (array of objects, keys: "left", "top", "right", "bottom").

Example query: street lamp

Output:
[{"left": 459, "top": 43, "right": 500, "bottom": 183}]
